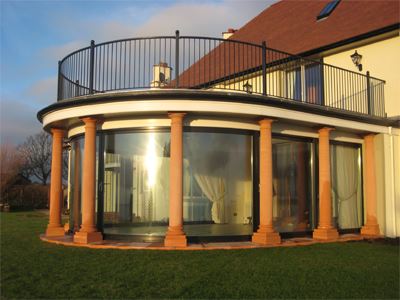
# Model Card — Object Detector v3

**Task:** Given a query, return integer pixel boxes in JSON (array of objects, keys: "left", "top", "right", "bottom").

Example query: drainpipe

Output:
[{"left": 388, "top": 126, "right": 397, "bottom": 237}]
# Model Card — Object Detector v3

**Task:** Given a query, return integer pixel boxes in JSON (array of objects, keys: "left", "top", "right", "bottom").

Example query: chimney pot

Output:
[{"left": 222, "top": 28, "right": 237, "bottom": 39}]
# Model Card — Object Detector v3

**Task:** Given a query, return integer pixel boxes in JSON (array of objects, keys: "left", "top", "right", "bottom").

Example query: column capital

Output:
[
  {"left": 50, "top": 128, "right": 65, "bottom": 138},
  {"left": 168, "top": 112, "right": 186, "bottom": 119},
  {"left": 318, "top": 126, "right": 335, "bottom": 136},
  {"left": 363, "top": 133, "right": 376, "bottom": 141},
  {"left": 80, "top": 116, "right": 99, "bottom": 127},
  {"left": 258, "top": 118, "right": 274, "bottom": 129}
]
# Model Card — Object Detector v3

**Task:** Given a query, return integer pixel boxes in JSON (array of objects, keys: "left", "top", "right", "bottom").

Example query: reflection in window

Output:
[
  {"left": 305, "top": 64, "right": 323, "bottom": 105},
  {"left": 68, "top": 136, "right": 99, "bottom": 232},
  {"left": 286, "top": 63, "right": 323, "bottom": 104},
  {"left": 102, "top": 132, "right": 170, "bottom": 236},
  {"left": 272, "top": 138, "right": 314, "bottom": 232},
  {"left": 331, "top": 144, "right": 362, "bottom": 229},
  {"left": 286, "top": 67, "right": 302, "bottom": 101},
  {"left": 68, "top": 137, "right": 83, "bottom": 232},
  {"left": 183, "top": 132, "right": 253, "bottom": 236}
]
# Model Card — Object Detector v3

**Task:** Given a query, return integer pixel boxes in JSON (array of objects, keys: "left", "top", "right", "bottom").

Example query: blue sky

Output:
[{"left": 0, "top": 0, "right": 272, "bottom": 145}]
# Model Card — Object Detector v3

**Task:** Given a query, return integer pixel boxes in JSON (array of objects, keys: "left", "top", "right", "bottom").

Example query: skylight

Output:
[{"left": 317, "top": 0, "right": 341, "bottom": 20}]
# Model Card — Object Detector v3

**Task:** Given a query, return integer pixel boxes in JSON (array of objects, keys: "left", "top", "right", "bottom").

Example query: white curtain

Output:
[
  {"left": 183, "top": 159, "right": 191, "bottom": 197},
  {"left": 194, "top": 175, "right": 226, "bottom": 223},
  {"left": 184, "top": 134, "right": 230, "bottom": 224},
  {"left": 183, "top": 133, "right": 253, "bottom": 225},
  {"left": 331, "top": 145, "right": 360, "bottom": 229}
]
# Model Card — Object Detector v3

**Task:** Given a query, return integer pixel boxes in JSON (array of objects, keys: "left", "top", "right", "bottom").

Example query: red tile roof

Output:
[
  {"left": 229, "top": 0, "right": 399, "bottom": 55},
  {"left": 177, "top": 0, "right": 399, "bottom": 88}
]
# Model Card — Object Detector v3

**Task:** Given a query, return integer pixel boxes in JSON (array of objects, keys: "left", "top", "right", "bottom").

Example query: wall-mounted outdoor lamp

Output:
[
  {"left": 63, "top": 138, "right": 71, "bottom": 151},
  {"left": 350, "top": 50, "right": 363, "bottom": 71},
  {"left": 243, "top": 81, "right": 253, "bottom": 94}
]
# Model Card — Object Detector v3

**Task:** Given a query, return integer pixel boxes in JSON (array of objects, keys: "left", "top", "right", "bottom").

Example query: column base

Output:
[
  {"left": 361, "top": 224, "right": 380, "bottom": 236},
  {"left": 45, "top": 225, "right": 65, "bottom": 237},
  {"left": 313, "top": 227, "right": 339, "bottom": 240},
  {"left": 164, "top": 227, "right": 187, "bottom": 247},
  {"left": 73, "top": 231, "right": 103, "bottom": 244},
  {"left": 252, "top": 231, "right": 281, "bottom": 245}
]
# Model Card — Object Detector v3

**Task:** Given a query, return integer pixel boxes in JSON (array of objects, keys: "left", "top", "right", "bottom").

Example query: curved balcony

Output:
[{"left": 57, "top": 31, "right": 386, "bottom": 117}]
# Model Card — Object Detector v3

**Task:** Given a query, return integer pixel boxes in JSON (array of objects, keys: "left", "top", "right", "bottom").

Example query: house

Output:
[{"left": 38, "top": 0, "right": 400, "bottom": 247}]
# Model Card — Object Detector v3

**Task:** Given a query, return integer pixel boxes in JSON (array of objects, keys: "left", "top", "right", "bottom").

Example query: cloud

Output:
[
  {"left": 93, "top": 21, "right": 137, "bottom": 41},
  {"left": 41, "top": 1, "right": 272, "bottom": 60},
  {"left": 0, "top": 77, "right": 56, "bottom": 145},
  {"left": 132, "top": 1, "right": 271, "bottom": 37},
  {"left": 26, "top": 77, "right": 57, "bottom": 105},
  {"left": 42, "top": 41, "right": 88, "bottom": 62},
  {"left": 0, "top": 98, "right": 42, "bottom": 145}
]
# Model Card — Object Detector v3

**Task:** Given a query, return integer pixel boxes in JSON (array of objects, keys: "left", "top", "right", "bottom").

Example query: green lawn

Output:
[{"left": 1, "top": 211, "right": 399, "bottom": 299}]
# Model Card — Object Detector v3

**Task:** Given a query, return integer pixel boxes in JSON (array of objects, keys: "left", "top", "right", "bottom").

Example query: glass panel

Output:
[
  {"left": 305, "top": 64, "right": 323, "bottom": 105},
  {"left": 183, "top": 132, "right": 253, "bottom": 236},
  {"left": 317, "top": 0, "right": 341, "bottom": 20},
  {"left": 286, "top": 67, "right": 302, "bottom": 101},
  {"left": 102, "top": 132, "right": 170, "bottom": 236},
  {"left": 68, "top": 135, "right": 99, "bottom": 232},
  {"left": 272, "top": 138, "right": 314, "bottom": 232},
  {"left": 68, "top": 137, "right": 83, "bottom": 232},
  {"left": 331, "top": 144, "right": 362, "bottom": 229}
]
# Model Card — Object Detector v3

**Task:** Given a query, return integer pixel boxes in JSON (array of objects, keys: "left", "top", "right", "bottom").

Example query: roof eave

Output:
[{"left": 298, "top": 23, "right": 400, "bottom": 58}]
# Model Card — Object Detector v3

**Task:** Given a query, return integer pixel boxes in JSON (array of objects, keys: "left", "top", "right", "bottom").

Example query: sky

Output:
[{"left": 0, "top": 0, "right": 274, "bottom": 145}]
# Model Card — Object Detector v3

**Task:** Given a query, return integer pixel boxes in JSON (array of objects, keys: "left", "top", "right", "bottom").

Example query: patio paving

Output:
[{"left": 40, "top": 233, "right": 375, "bottom": 250}]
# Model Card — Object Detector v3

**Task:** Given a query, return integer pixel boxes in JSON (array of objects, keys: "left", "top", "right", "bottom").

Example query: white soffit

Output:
[{"left": 44, "top": 99, "right": 389, "bottom": 134}]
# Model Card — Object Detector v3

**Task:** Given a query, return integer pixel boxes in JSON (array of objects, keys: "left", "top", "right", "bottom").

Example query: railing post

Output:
[
  {"left": 366, "top": 71, "right": 373, "bottom": 115},
  {"left": 57, "top": 60, "right": 62, "bottom": 101},
  {"left": 175, "top": 30, "right": 180, "bottom": 88},
  {"left": 75, "top": 80, "right": 80, "bottom": 97},
  {"left": 89, "top": 40, "right": 95, "bottom": 94},
  {"left": 262, "top": 41, "right": 267, "bottom": 96}
]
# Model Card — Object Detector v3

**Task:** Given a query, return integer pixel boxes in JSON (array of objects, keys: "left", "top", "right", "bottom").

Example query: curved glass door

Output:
[
  {"left": 101, "top": 131, "right": 171, "bottom": 238},
  {"left": 182, "top": 131, "right": 253, "bottom": 237}
]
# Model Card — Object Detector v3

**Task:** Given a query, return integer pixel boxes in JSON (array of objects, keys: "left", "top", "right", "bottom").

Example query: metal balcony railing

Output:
[{"left": 57, "top": 31, "right": 386, "bottom": 117}]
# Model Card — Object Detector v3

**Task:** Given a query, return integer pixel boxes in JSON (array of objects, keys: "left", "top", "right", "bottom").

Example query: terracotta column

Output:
[
  {"left": 252, "top": 119, "right": 281, "bottom": 245},
  {"left": 164, "top": 112, "right": 187, "bottom": 247},
  {"left": 313, "top": 127, "right": 339, "bottom": 240},
  {"left": 361, "top": 134, "right": 380, "bottom": 235},
  {"left": 74, "top": 117, "right": 102, "bottom": 244},
  {"left": 46, "top": 128, "right": 65, "bottom": 236}
]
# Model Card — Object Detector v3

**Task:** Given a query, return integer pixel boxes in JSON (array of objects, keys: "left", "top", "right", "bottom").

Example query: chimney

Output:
[
  {"left": 150, "top": 62, "right": 171, "bottom": 88},
  {"left": 222, "top": 28, "right": 237, "bottom": 39}
]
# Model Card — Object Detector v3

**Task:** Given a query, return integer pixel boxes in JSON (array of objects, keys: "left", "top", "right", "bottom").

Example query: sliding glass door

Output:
[
  {"left": 101, "top": 131, "right": 171, "bottom": 237},
  {"left": 272, "top": 137, "right": 316, "bottom": 233},
  {"left": 330, "top": 143, "right": 363, "bottom": 230},
  {"left": 182, "top": 130, "right": 254, "bottom": 237},
  {"left": 67, "top": 129, "right": 362, "bottom": 240},
  {"left": 97, "top": 128, "right": 255, "bottom": 240}
]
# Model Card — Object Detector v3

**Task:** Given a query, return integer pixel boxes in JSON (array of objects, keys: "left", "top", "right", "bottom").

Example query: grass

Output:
[{"left": 1, "top": 211, "right": 399, "bottom": 299}]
